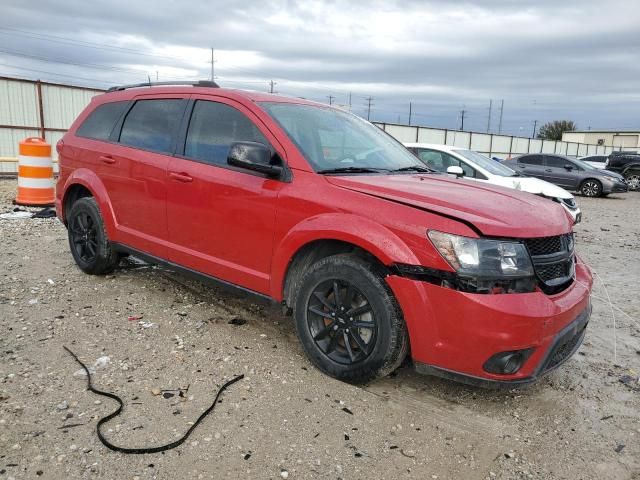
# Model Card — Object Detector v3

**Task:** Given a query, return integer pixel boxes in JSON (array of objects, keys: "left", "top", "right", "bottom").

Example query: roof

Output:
[
  {"left": 568, "top": 129, "right": 640, "bottom": 134},
  {"left": 97, "top": 84, "right": 324, "bottom": 107}
]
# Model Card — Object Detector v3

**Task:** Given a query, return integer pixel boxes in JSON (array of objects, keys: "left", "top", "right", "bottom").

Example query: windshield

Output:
[
  {"left": 260, "top": 103, "right": 426, "bottom": 173},
  {"left": 453, "top": 149, "right": 518, "bottom": 177}
]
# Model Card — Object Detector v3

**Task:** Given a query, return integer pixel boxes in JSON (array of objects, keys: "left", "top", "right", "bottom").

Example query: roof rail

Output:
[{"left": 107, "top": 80, "right": 219, "bottom": 92}]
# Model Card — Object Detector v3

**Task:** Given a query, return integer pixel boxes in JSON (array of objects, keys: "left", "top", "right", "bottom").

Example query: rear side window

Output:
[
  {"left": 184, "top": 100, "right": 268, "bottom": 165},
  {"left": 76, "top": 101, "right": 128, "bottom": 140},
  {"left": 119, "top": 99, "right": 187, "bottom": 154},
  {"left": 545, "top": 156, "right": 568, "bottom": 168},
  {"left": 520, "top": 155, "right": 543, "bottom": 165}
]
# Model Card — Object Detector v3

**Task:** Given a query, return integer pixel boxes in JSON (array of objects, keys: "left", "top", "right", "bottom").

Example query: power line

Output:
[
  {"left": 0, "top": 47, "right": 163, "bottom": 76},
  {"left": 0, "top": 27, "right": 186, "bottom": 62},
  {"left": 498, "top": 99, "right": 504, "bottom": 134},
  {"left": 408, "top": 102, "right": 412, "bottom": 126},
  {"left": 486, "top": 99, "right": 492, "bottom": 133}
]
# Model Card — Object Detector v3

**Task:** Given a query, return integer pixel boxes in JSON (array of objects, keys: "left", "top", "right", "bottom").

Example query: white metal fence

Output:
[
  {"left": 0, "top": 76, "right": 103, "bottom": 174},
  {"left": 373, "top": 122, "right": 624, "bottom": 159}
]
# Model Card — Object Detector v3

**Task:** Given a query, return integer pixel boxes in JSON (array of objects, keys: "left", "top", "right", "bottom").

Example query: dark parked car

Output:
[
  {"left": 607, "top": 151, "right": 640, "bottom": 190},
  {"left": 504, "top": 154, "right": 628, "bottom": 197}
]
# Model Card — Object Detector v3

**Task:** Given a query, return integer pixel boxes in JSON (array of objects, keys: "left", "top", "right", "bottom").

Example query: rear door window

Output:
[
  {"left": 184, "top": 100, "right": 268, "bottom": 165},
  {"left": 520, "top": 155, "right": 543, "bottom": 165},
  {"left": 119, "top": 99, "right": 187, "bottom": 154},
  {"left": 76, "top": 101, "right": 129, "bottom": 141}
]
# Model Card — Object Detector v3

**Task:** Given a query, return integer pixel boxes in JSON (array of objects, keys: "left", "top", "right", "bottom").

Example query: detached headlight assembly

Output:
[{"left": 427, "top": 230, "right": 536, "bottom": 293}]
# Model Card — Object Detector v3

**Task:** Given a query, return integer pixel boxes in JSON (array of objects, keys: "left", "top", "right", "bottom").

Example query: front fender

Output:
[
  {"left": 270, "top": 213, "right": 421, "bottom": 300},
  {"left": 60, "top": 169, "right": 117, "bottom": 238}
]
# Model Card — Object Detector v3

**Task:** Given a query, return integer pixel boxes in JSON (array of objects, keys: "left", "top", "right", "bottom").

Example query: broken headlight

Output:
[{"left": 428, "top": 231, "right": 536, "bottom": 293}]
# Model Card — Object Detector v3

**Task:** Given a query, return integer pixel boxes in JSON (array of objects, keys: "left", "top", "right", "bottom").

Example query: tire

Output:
[
  {"left": 293, "top": 254, "right": 408, "bottom": 384},
  {"left": 580, "top": 179, "right": 602, "bottom": 197},
  {"left": 67, "top": 197, "right": 119, "bottom": 275},
  {"left": 624, "top": 172, "right": 640, "bottom": 191}
]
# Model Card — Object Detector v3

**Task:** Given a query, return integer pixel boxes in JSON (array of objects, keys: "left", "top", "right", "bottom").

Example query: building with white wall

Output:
[{"left": 562, "top": 130, "right": 640, "bottom": 150}]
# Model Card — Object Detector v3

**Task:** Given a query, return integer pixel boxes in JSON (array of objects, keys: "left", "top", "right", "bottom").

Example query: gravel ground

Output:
[{"left": 0, "top": 178, "right": 639, "bottom": 480}]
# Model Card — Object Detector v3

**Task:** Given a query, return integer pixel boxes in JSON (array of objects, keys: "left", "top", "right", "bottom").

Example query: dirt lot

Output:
[{"left": 0, "top": 178, "right": 639, "bottom": 480}]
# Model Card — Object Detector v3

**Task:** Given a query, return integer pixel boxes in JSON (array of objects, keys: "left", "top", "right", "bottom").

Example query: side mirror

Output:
[
  {"left": 447, "top": 165, "right": 464, "bottom": 178},
  {"left": 564, "top": 164, "right": 574, "bottom": 171},
  {"left": 227, "top": 142, "right": 283, "bottom": 178}
]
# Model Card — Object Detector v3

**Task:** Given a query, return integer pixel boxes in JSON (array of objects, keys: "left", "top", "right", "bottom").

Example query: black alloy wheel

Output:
[
  {"left": 70, "top": 211, "right": 99, "bottom": 263},
  {"left": 307, "top": 279, "right": 377, "bottom": 365},
  {"left": 293, "top": 254, "right": 408, "bottom": 383},
  {"left": 67, "top": 197, "right": 119, "bottom": 274}
]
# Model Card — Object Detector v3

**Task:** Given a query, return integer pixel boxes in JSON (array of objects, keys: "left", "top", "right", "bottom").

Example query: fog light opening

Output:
[{"left": 483, "top": 348, "right": 534, "bottom": 375}]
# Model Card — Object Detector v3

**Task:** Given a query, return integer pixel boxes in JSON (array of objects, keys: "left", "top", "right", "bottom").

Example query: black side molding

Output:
[{"left": 112, "top": 243, "right": 274, "bottom": 305}]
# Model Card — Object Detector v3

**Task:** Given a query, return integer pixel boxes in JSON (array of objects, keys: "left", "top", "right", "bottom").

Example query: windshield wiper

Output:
[
  {"left": 317, "top": 167, "right": 390, "bottom": 174},
  {"left": 392, "top": 165, "right": 434, "bottom": 173}
]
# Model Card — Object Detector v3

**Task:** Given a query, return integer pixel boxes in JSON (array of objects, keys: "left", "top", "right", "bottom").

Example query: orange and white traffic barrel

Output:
[{"left": 15, "top": 137, "right": 55, "bottom": 206}]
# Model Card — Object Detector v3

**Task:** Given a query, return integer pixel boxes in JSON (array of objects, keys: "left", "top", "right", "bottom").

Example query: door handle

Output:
[
  {"left": 99, "top": 155, "right": 116, "bottom": 164},
  {"left": 169, "top": 171, "right": 193, "bottom": 183}
]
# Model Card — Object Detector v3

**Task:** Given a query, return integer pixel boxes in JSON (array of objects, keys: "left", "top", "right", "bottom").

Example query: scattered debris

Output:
[
  {"left": 600, "top": 415, "right": 614, "bottom": 421},
  {"left": 56, "top": 400, "right": 69, "bottom": 411},
  {"left": 280, "top": 469, "right": 289, "bottom": 479},
  {"left": 128, "top": 315, "right": 143, "bottom": 321},
  {"left": 228, "top": 317, "right": 247, "bottom": 326},
  {"left": 614, "top": 444, "right": 625, "bottom": 453},
  {"left": 151, "top": 388, "right": 162, "bottom": 396},
  {"left": 619, "top": 374, "right": 640, "bottom": 392},
  {"left": 342, "top": 407, "right": 353, "bottom": 415},
  {"left": 401, "top": 448, "right": 416, "bottom": 458}
]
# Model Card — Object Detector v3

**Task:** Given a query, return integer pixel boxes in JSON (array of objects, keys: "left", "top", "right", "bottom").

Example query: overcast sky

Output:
[{"left": 1, "top": 0, "right": 639, "bottom": 135}]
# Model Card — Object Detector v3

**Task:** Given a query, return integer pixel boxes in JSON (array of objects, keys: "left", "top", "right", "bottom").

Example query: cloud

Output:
[{"left": 1, "top": 0, "right": 639, "bottom": 133}]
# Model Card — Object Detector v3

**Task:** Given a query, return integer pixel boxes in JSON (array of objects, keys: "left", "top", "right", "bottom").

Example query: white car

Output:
[
  {"left": 579, "top": 155, "right": 608, "bottom": 169},
  {"left": 404, "top": 143, "right": 581, "bottom": 224}
]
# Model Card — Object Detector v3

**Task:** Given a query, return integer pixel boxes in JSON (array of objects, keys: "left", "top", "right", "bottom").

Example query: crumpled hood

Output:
[
  {"left": 326, "top": 174, "right": 573, "bottom": 238},
  {"left": 491, "top": 176, "right": 574, "bottom": 200}
]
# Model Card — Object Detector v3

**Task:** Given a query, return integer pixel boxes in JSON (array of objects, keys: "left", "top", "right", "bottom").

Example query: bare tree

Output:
[{"left": 536, "top": 120, "right": 577, "bottom": 141}]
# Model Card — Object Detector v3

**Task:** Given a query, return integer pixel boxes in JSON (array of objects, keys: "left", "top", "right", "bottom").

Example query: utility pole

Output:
[
  {"left": 348, "top": 92, "right": 352, "bottom": 111},
  {"left": 408, "top": 102, "right": 412, "bottom": 126},
  {"left": 156, "top": 71, "right": 159, "bottom": 81},
  {"left": 486, "top": 99, "right": 492, "bottom": 133},
  {"left": 269, "top": 80, "right": 277, "bottom": 94},
  {"left": 460, "top": 109, "right": 466, "bottom": 130},
  {"left": 327, "top": 95, "right": 335, "bottom": 105},
  {"left": 532, "top": 119, "right": 538, "bottom": 138},
  {"left": 210, "top": 48, "right": 216, "bottom": 81},
  {"left": 498, "top": 99, "right": 504, "bottom": 134},
  {"left": 365, "top": 96, "right": 374, "bottom": 121}
]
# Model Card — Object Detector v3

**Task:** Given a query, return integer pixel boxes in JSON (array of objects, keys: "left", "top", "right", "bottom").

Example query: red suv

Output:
[{"left": 56, "top": 81, "right": 592, "bottom": 387}]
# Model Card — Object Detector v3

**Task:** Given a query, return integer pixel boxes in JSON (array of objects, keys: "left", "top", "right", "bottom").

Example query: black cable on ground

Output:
[{"left": 64, "top": 345, "right": 244, "bottom": 454}]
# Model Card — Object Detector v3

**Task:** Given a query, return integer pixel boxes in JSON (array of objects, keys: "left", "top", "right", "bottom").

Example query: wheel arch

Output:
[
  {"left": 60, "top": 169, "right": 117, "bottom": 237},
  {"left": 271, "top": 213, "right": 421, "bottom": 306}
]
